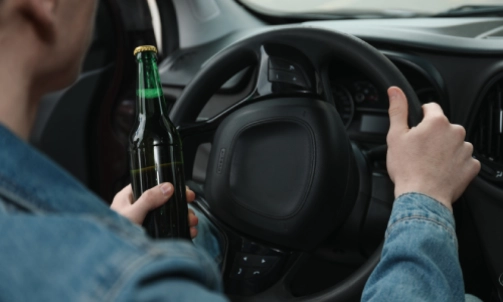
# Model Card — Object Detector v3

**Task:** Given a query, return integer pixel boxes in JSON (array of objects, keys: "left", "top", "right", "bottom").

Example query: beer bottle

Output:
[{"left": 129, "top": 45, "right": 190, "bottom": 239}]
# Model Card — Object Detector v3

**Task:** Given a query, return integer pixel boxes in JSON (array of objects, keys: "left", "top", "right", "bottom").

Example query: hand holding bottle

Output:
[{"left": 111, "top": 183, "right": 199, "bottom": 239}]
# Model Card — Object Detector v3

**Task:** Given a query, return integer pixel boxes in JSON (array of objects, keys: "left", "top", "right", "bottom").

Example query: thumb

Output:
[
  {"left": 387, "top": 86, "right": 409, "bottom": 135},
  {"left": 127, "top": 183, "right": 173, "bottom": 224}
]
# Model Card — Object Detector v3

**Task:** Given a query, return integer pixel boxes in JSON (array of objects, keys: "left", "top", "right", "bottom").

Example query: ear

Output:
[{"left": 19, "top": 0, "right": 57, "bottom": 43}]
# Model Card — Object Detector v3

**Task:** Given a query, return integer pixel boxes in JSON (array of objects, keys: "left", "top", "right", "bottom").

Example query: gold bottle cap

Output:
[{"left": 134, "top": 45, "right": 158, "bottom": 56}]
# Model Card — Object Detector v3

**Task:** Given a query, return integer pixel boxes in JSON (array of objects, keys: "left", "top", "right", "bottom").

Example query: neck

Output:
[
  {"left": 136, "top": 52, "right": 167, "bottom": 118},
  {"left": 0, "top": 52, "right": 41, "bottom": 140},
  {"left": 0, "top": 21, "right": 43, "bottom": 140}
]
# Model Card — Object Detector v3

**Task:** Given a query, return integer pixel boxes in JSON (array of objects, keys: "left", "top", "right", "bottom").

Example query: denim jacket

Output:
[
  {"left": 0, "top": 124, "right": 228, "bottom": 301},
  {"left": 0, "top": 123, "right": 481, "bottom": 301}
]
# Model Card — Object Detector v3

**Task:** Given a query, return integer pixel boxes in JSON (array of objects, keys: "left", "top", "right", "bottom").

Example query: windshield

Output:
[{"left": 241, "top": 0, "right": 503, "bottom": 15}]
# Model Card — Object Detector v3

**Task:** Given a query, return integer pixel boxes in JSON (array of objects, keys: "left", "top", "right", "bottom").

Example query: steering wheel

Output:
[{"left": 170, "top": 26, "right": 422, "bottom": 301}]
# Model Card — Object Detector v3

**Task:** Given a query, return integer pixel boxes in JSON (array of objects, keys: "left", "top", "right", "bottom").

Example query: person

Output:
[
  {"left": 0, "top": 0, "right": 481, "bottom": 301},
  {"left": 0, "top": 0, "right": 226, "bottom": 301}
]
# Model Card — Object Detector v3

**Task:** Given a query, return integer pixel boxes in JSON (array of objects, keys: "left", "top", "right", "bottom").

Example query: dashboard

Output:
[{"left": 328, "top": 56, "right": 444, "bottom": 140}]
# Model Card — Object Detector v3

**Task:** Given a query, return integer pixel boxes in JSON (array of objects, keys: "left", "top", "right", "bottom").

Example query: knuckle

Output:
[
  {"left": 422, "top": 102, "right": 438, "bottom": 113},
  {"left": 464, "top": 141, "right": 474, "bottom": 154},
  {"left": 424, "top": 102, "right": 442, "bottom": 111},
  {"left": 425, "top": 115, "right": 449, "bottom": 130},
  {"left": 423, "top": 103, "right": 447, "bottom": 121},
  {"left": 452, "top": 124, "right": 466, "bottom": 139},
  {"left": 472, "top": 159, "right": 481, "bottom": 174},
  {"left": 431, "top": 113, "right": 449, "bottom": 125}
]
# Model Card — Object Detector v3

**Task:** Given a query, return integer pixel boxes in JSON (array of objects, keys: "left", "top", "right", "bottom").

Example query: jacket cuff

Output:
[{"left": 386, "top": 192, "right": 457, "bottom": 244}]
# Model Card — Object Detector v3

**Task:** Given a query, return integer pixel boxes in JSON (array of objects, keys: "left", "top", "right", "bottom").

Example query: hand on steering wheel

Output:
[{"left": 386, "top": 87, "right": 480, "bottom": 211}]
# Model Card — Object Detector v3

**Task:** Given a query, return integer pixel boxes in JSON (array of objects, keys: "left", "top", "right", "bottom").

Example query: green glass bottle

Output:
[{"left": 129, "top": 45, "right": 190, "bottom": 240}]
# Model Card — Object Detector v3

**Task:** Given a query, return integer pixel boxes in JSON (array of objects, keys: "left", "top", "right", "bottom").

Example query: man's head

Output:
[{"left": 0, "top": 0, "right": 97, "bottom": 94}]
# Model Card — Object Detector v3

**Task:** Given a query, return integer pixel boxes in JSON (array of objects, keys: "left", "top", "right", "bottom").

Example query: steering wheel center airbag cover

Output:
[
  {"left": 230, "top": 118, "right": 314, "bottom": 218},
  {"left": 206, "top": 97, "right": 357, "bottom": 250}
]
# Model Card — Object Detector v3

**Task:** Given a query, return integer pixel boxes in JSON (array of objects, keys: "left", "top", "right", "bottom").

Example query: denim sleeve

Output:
[
  {"left": 361, "top": 193, "right": 465, "bottom": 302},
  {"left": 0, "top": 205, "right": 229, "bottom": 302}
]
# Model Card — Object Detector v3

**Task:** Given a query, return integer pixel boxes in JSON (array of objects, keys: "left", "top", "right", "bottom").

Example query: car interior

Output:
[{"left": 30, "top": 0, "right": 503, "bottom": 301}]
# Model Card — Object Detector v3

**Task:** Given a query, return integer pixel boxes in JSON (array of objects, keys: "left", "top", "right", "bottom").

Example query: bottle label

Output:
[
  {"left": 137, "top": 88, "right": 163, "bottom": 99},
  {"left": 129, "top": 145, "right": 189, "bottom": 239}
]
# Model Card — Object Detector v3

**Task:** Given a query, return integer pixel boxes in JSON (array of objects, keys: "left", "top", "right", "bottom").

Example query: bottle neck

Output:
[{"left": 136, "top": 51, "right": 168, "bottom": 118}]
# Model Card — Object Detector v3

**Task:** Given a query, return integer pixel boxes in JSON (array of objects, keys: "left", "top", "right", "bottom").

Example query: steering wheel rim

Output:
[
  {"left": 170, "top": 26, "right": 423, "bottom": 301},
  {"left": 171, "top": 26, "right": 422, "bottom": 126}
]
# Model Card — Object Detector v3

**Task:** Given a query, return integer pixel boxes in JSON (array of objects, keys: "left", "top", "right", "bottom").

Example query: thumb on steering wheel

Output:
[{"left": 387, "top": 86, "right": 409, "bottom": 138}]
